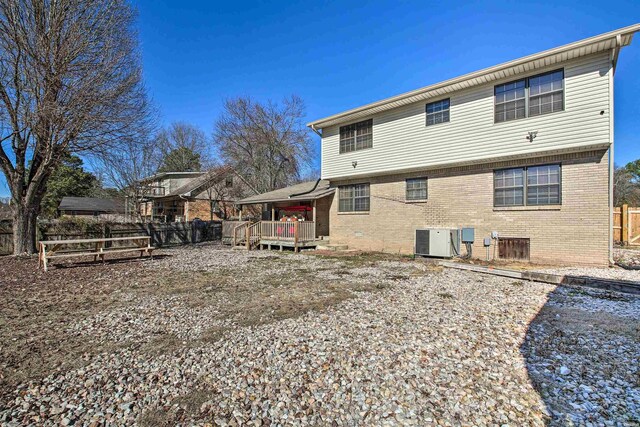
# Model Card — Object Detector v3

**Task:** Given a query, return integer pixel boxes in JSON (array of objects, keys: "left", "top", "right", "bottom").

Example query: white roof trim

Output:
[{"left": 308, "top": 24, "right": 640, "bottom": 129}]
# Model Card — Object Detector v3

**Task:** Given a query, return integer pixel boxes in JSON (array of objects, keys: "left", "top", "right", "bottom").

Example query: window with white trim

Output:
[
  {"left": 339, "top": 119, "right": 372, "bottom": 154},
  {"left": 338, "top": 183, "right": 370, "bottom": 212},
  {"left": 494, "top": 69, "right": 564, "bottom": 123},
  {"left": 426, "top": 99, "right": 450, "bottom": 126},
  {"left": 406, "top": 177, "right": 427, "bottom": 200},
  {"left": 494, "top": 164, "right": 561, "bottom": 207}
]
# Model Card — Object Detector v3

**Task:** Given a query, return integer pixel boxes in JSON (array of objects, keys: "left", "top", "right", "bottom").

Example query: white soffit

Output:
[{"left": 308, "top": 24, "right": 640, "bottom": 129}]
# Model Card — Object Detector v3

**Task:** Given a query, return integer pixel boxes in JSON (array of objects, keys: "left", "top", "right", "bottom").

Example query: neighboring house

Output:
[
  {"left": 138, "top": 167, "right": 252, "bottom": 222},
  {"left": 58, "top": 197, "right": 125, "bottom": 219},
  {"left": 305, "top": 25, "right": 640, "bottom": 266}
]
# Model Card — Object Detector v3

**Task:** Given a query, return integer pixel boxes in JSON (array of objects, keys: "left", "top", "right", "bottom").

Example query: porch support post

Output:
[
  {"left": 312, "top": 199, "right": 317, "bottom": 238},
  {"left": 271, "top": 205, "right": 275, "bottom": 221},
  {"left": 239, "top": 205, "right": 243, "bottom": 221}
]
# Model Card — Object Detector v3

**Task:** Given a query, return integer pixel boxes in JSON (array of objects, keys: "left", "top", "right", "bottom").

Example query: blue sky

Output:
[{"left": 1, "top": 1, "right": 639, "bottom": 197}]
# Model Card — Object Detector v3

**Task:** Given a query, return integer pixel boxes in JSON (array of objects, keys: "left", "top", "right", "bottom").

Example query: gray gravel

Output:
[
  {"left": 534, "top": 248, "right": 640, "bottom": 282},
  {"left": 1, "top": 245, "right": 639, "bottom": 426}
]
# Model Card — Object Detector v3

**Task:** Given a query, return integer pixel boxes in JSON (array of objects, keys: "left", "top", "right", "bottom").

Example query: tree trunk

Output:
[{"left": 12, "top": 203, "right": 39, "bottom": 255}]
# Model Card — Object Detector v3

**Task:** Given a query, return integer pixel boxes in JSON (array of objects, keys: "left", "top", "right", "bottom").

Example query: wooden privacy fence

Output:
[
  {"left": 0, "top": 220, "right": 222, "bottom": 255},
  {"left": 614, "top": 204, "right": 640, "bottom": 246}
]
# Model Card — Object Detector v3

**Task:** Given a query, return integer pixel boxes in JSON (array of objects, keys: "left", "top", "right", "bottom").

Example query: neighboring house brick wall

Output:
[
  {"left": 328, "top": 149, "right": 609, "bottom": 266},
  {"left": 186, "top": 199, "right": 237, "bottom": 221}
]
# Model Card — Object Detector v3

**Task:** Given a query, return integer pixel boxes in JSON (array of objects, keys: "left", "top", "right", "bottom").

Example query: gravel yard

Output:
[
  {"left": 534, "top": 248, "right": 640, "bottom": 282},
  {"left": 1, "top": 243, "right": 639, "bottom": 426}
]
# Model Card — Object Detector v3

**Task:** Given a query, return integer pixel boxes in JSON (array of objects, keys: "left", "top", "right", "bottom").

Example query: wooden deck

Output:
[{"left": 223, "top": 220, "right": 323, "bottom": 252}]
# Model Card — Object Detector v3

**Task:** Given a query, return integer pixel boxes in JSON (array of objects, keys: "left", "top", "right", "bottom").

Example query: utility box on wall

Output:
[{"left": 461, "top": 228, "right": 475, "bottom": 243}]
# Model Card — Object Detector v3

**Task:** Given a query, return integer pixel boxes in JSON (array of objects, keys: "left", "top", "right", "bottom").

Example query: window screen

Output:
[
  {"left": 494, "top": 168, "right": 525, "bottom": 206},
  {"left": 338, "top": 183, "right": 370, "bottom": 212},
  {"left": 495, "top": 80, "right": 526, "bottom": 123},
  {"left": 526, "top": 164, "right": 561, "bottom": 205},
  {"left": 494, "top": 164, "right": 561, "bottom": 206},
  {"left": 406, "top": 178, "right": 427, "bottom": 200},
  {"left": 340, "top": 119, "right": 373, "bottom": 153},
  {"left": 426, "top": 99, "right": 450, "bottom": 126},
  {"left": 529, "top": 70, "right": 564, "bottom": 117},
  {"left": 494, "top": 69, "right": 564, "bottom": 123}
]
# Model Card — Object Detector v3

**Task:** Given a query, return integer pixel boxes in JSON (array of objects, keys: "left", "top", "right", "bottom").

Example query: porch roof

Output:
[{"left": 236, "top": 180, "right": 335, "bottom": 205}]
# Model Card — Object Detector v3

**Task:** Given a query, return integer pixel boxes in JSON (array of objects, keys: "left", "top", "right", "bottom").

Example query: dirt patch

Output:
[{"left": 0, "top": 245, "right": 420, "bottom": 404}]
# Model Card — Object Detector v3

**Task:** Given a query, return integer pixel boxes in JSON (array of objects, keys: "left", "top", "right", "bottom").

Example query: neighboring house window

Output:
[
  {"left": 225, "top": 176, "right": 233, "bottom": 188},
  {"left": 340, "top": 119, "right": 372, "bottom": 153},
  {"left": 426, "top": 99, "right": 450, "bottom": 126},
  {"left": 494, "top": 164, "right": 561, "bottom": 206},
  {"left": 338, "top": 183, "right": 370, "bottom": 212},
  {"left": 494, "top": 69, "right": 564, "bottom": 123},
  {"left": 406, "top": 177, "right": 427, "bottom": 200}
]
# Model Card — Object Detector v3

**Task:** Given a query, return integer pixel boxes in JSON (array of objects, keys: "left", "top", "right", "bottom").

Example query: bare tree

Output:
[
  {"left": 155, "top": 122, "right": 208, "bottom": 172},
  {"left": 93, "top": 138, "right": 160, "bottom": 220},
  {"left": 0, "top": 0, "right": 153, "bottom": 254},
  {"left": 614, "top": 165, "right": 640, "bottom": 207},
  {"left": 213, "top": 95, "right": 314, "bottom": 194}
]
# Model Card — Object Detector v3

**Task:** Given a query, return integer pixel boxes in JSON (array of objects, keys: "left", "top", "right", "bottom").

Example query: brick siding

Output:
[{"left": 328, "top": 149, "right": 610, "bottom": 266}]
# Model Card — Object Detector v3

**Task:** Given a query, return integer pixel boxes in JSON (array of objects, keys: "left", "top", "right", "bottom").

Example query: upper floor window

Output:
[
  {"left": 494, "top": 164, "right": 561, "bottom": 206},
  {"left": 494, "top": 69, "right": 564, "bottom": 123},
  {"left": 340, "top": 119, "right": 372, "bottom": 154},
  {"left": 225, "top": 176, "right": 233, "bottom": 188},
  {"left": 528, "top": 70, "right": 564, "bottom": 117},
  {"left": 426, "top": 99, "right": 450, "bottom": 126},
  {"left": 406, "top": 177, "right": 428, "bottom": 200},
  {"left": 338, "top": 183, "right": 370, "bottom": 212}
]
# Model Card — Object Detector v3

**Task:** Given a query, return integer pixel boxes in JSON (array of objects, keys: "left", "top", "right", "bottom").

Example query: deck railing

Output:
[
  {"left": 260, "top": 221, "right": 315, "bottom": 242},
  {"left": 222, "top": 220, "right": 247, "bottom": 244},
  {"left": 232, "top": 222, "right": 248, "bottom": 246}
]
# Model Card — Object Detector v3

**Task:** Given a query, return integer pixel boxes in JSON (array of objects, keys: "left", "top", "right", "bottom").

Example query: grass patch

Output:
[{"left": 438, "top": 292, "right": 454, "bottom": 299}]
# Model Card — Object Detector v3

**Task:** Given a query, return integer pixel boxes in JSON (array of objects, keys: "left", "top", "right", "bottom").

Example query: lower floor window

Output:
[
  {"left": 339, "top": 183, "right": 370, "bottom": 212},
  {"left": 406, "top": 177, "right": 428, "bottom": 200},
  {"left": 494, "top": 164, "right": 561, "bottom": 206}
]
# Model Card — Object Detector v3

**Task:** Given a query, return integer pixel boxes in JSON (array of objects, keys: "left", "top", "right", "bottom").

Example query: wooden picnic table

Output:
[{"left": 38, "top": 236, "right": 154, "bottom": 271}]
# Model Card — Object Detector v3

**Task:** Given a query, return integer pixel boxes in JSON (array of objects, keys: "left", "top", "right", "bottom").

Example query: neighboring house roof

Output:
[
  {"left": 307, "top": 24, "right": 640, "bottom": 129},
  {"left": 58, "top": 197, "right": 125, "bottom": 214},
  {"left": 139, "top": 171, "right": 204, "bottom": 182},
  {"left": 161, "top": 166, "right": 235, "bottom": 198},
  {"left": 236, "top": 180, "right": 335, "bottom": 205}
]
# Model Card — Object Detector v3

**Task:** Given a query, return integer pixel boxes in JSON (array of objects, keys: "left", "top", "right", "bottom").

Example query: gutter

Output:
[
  {"left": 309, "top": 124, "right": 322, "bottom": 137},
  {"left": 307, "top": 24, "right": 640, "bottom": 129},
  {"left": 289, "top": 179, "right": 321, "bottom": 198}
]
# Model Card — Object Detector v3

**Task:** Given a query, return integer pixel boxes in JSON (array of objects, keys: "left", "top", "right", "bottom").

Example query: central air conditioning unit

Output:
[{"left": 415, "top": 228, "right": 460, "bottom": 258}]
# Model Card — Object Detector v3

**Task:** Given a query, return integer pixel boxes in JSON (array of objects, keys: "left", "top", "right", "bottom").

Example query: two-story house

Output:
[
  {"left": 307, "top": 25, "right": 639, "bottom": 266},
  {"left": 137, "top": 167, "right": 252, "bottom": 222}
]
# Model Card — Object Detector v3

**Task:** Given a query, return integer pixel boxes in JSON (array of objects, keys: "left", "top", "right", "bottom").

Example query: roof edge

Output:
[{"left": 307, "top": 23, "right": 640, "bottom": 129}]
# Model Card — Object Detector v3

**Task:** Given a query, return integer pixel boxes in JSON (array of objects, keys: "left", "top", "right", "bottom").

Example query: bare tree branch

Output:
[
  {"left": 212, "top": 95, "right": 314, "bottom": 194},
  {"left": 0, "top": 0, "right": 154, "bottom": 254}
]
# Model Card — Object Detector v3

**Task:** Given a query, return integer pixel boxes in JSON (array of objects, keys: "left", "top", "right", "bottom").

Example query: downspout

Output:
[
  {"left": 289, "top": 178, "right": 321, "bottom": 198},
  {"left": 179, "top": 192, "right": 190, "bottom": 222},
  {"left": 309, "top": 124, "right": 322, "bottom": 137},
  {"left": 607, "top": 36, "right": 621, "bottom": 265}
]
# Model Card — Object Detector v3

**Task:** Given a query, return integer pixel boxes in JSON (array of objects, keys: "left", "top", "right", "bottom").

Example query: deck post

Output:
[
  {"left": 246, "top": 223, "right": 251, "bottom": 251},
  {"left": 312, "top": 200, "right": 317, "bottom": 238},
  {"left": 294, "top": 221, "right": 299, "bottom": 252}
]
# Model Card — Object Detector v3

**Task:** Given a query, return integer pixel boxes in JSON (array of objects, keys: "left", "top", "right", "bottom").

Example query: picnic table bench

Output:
[{"left": 38, "top": 236, "right": 154, "bottom": 271}]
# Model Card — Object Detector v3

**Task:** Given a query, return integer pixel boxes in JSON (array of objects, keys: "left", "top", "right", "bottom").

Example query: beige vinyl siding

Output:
[{"left": 321, "top": 52, "right": 611, "bottom": 180}]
